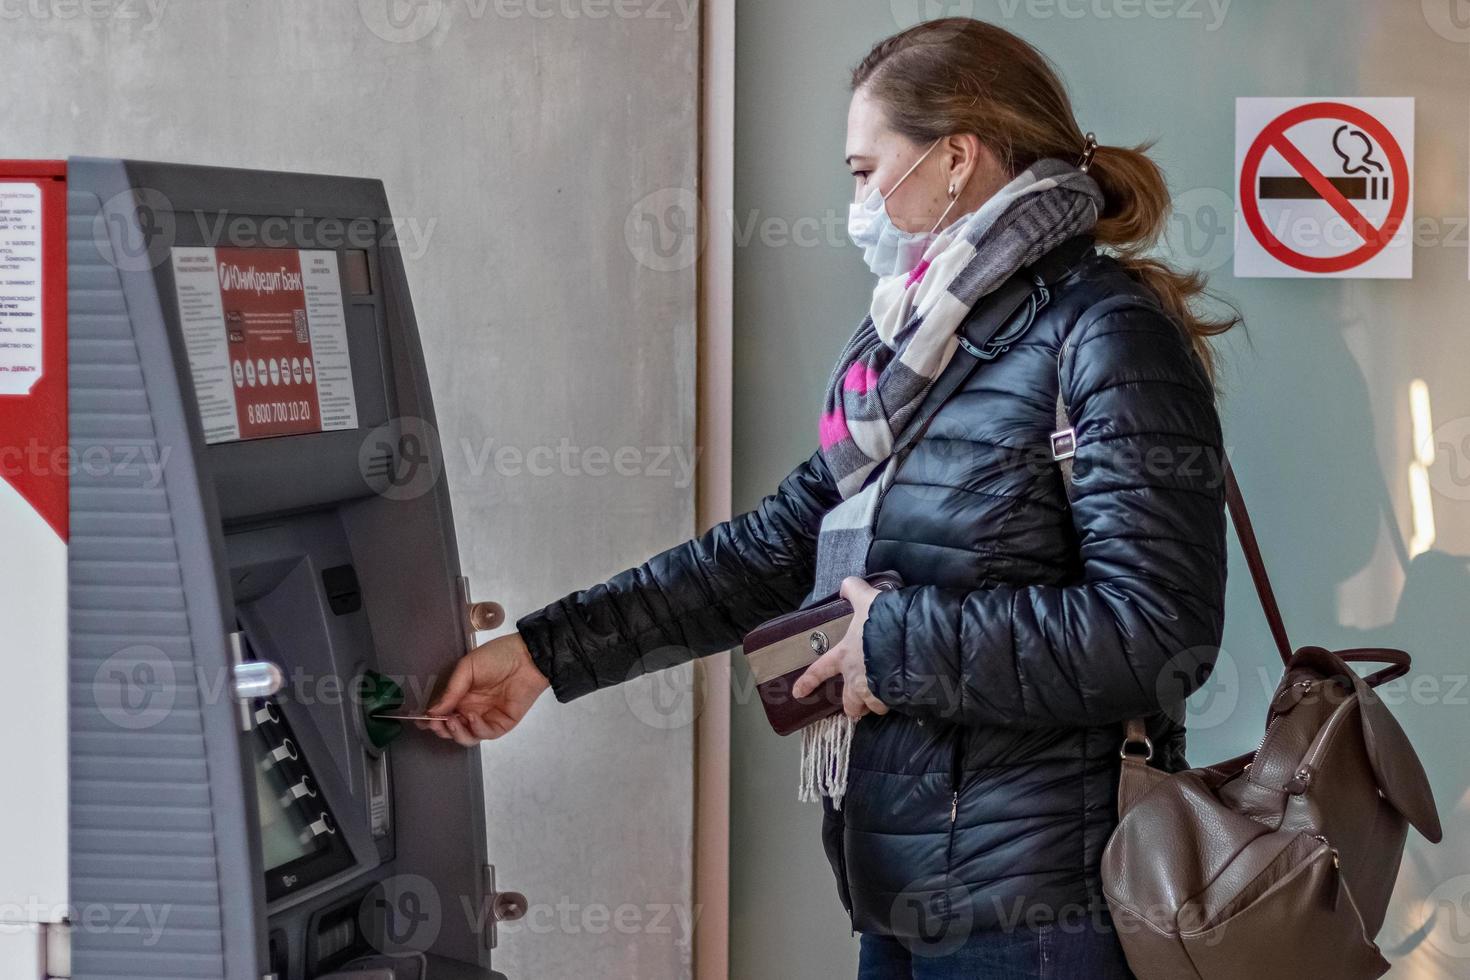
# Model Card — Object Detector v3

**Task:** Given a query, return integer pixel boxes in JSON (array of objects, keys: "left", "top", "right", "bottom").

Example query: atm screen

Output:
[{"left": 169, "top": 246, "right": 361, "bottom": 445}]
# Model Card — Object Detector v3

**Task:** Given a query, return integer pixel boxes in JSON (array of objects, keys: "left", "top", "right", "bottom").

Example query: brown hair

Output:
[{"left": 852, "top": 18, "right": 1236, "bottom": 376}]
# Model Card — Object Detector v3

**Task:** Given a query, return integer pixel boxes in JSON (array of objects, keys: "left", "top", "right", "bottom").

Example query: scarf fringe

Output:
[{"left": 798, "top": 713, "right": 855, "bottom": 809}]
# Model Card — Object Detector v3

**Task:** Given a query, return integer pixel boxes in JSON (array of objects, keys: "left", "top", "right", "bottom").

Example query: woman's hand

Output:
[
  {"left": 424, "top": 632, "right": 551, "bottom": 746},
  {"left": 792, "top": 576, "right": 889, "bottom": 721}
]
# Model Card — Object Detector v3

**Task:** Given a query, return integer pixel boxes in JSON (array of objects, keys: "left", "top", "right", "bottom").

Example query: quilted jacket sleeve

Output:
[
  {"left": 516, "top": 450, "right": 841, "bottom": 702},
  {"left": 862, "top": 298, "right": 1228, "bottom": 728}
]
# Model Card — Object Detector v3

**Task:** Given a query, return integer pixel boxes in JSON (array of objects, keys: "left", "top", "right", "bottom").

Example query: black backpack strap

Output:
[{"left": 1030, "top": 233, "right": 1094, "bottom": 284}]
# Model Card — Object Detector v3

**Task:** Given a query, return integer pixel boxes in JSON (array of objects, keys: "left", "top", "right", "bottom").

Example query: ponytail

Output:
[{"left": 1087, "top": 142, "right": 1239, "bottom": 379}]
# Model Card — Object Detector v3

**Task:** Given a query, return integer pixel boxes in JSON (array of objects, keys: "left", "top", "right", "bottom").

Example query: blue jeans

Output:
[{"left": 858, "top": 920, "right": 1135, "bottom": 979}]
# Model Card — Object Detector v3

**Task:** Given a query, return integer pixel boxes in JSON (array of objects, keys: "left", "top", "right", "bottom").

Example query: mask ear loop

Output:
[
  {"left": 928, "top": 179, "right": 963, "bottom": 235},
  {"left": 880, "top": 138, "right": 943, "bottom": 202}
]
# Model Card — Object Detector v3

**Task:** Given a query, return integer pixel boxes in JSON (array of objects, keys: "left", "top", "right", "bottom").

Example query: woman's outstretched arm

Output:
[
  {"left": 428, "top": 451, "right": 839, "bottom": 743},
  {"left": 512, "top": 450, "right": 841, "bottom": 703}
]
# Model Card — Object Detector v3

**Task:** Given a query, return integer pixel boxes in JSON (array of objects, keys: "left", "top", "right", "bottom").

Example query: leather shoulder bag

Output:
[{"left": 1053, "top": 349, "right": 1443, "bottom": 980}]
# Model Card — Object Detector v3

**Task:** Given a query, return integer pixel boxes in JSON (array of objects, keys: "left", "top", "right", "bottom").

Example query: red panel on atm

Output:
[{"left": 0, "top": 160, "right": 67, "bottom": 541}]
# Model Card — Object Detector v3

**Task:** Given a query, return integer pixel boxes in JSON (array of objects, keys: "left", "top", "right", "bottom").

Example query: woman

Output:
[{"left": 427, "top": 18, "right": 1234, "bottom": 979}]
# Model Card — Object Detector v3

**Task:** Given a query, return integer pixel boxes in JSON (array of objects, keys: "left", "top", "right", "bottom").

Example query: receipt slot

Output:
[{"left": 2, "top": 158, "right": 514, "bottom": 980}]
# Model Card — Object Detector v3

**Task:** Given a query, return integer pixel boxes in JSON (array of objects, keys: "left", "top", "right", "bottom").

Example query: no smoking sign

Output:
[{"left": 1235, "top": 97, "right": 1413, "bottom": 278}]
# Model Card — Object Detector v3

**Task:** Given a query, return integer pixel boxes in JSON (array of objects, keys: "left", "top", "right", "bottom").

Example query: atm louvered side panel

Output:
[{"left": 66, "top": 179, "right": 261, "bottom": 980}]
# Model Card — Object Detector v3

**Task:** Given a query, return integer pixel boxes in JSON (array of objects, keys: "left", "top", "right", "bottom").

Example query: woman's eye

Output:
[{"left": 851, "top": 171, "right": 870, "bottom": 181}]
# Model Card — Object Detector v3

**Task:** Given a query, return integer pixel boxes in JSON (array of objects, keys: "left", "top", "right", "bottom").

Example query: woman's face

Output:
[{"left": 845, "top": 88, "right": 1006, "bottom": 235}]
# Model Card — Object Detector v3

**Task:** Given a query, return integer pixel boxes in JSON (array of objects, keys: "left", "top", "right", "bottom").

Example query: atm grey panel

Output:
[
  {"left": 65, "top": 156, "right": 498, "bottom": 979},
  {"left": 67, "top": 159, "right": 264, "bottom": 980}
]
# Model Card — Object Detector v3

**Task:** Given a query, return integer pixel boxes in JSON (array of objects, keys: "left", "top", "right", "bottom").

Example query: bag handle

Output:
[{"left": 1313, "top": 646, "right": 1413, "bottom": 689}]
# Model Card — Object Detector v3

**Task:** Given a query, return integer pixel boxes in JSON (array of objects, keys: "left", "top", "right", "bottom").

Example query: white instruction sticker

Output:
[{"left": 0, "top": 183, "right": 43, "bottom": 396}]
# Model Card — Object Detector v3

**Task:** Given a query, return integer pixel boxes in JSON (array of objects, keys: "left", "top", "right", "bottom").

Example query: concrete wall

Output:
[
  {"left": 731, "top": 3, "right": 1470, "bottom": 979},
  {"left": 2, "top": 2, "right": 700, "bottom": 977}
]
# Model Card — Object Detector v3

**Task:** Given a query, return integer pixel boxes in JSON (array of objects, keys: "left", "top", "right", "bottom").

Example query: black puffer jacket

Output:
[{"left": 516, "top": 241, "right": 1228, "bottom": 937}]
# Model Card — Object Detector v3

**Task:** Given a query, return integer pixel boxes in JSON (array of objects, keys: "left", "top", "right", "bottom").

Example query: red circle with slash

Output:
[{"left": 1239, "top": 101, "right": 1409, "bottom": 274}]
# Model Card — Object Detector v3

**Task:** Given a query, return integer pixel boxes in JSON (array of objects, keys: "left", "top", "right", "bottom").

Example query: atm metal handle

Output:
[{"left": 481, "top": 864, "right": 528, "bottom": 951}]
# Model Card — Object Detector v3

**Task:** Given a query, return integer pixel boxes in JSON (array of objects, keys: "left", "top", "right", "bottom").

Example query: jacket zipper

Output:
[
  {"left": 938, "top": 739, "right": 962, "bottom": 931},
  {"left": 837, "top": 838, "right": 855, "bottom": 932},
  {"left": 830, "top": 807, "right": 855, "bottom": 933},
  {"left": 1056, "top": 330, "right": 1075, "bottom": 409},
  {"left": 948, "top": 738, "right": 963, "bottom": 825}
]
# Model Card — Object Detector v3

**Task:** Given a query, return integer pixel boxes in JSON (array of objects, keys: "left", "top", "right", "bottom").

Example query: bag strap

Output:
[
  {"left": 1222, "top": 468, "right": 1293, "bottom": 667},
  {"left": 1051, "top": 367, "right": 1293, "bottom": 668},
  {"left": 1221, "top": 475, "right": 1413, "bottom": 687},
  {"left": 1049, "top": 325, "right": 1295, "bottom": 799}
]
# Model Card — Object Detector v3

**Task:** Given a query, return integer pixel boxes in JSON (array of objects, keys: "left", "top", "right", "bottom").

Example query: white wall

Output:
[{"left": 2, "top": 2, "right": 701, "bottom": 977}]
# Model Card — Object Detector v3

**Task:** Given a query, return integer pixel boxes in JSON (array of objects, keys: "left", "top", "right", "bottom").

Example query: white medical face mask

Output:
[{"left": 847, "top": 139, "right": 962, "bottom": 279}]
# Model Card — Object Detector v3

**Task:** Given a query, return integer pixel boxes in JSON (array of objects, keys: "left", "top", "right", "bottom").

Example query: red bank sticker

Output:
[
  {"left": 1234, "top": 97, "right": 1413, "bottom": 279},
  {"left": 170, "top": 247, "right": 359, "bottom": 444}
]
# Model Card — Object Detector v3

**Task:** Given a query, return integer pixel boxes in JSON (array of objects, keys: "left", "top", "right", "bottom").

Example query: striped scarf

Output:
[{"left": 798, "top": 160, "right": 1102, "bottom": 807}]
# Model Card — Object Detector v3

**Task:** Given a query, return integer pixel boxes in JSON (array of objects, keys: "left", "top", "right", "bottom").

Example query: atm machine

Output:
[{"left": 0, "top": 158, "right": 521, "bottom": 980}]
